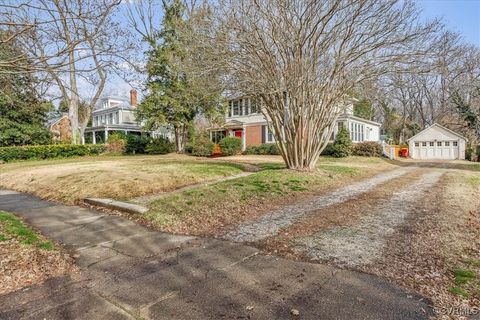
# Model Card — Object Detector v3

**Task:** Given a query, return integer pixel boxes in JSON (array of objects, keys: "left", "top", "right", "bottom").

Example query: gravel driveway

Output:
[
  {"left": 294, "top": 170, "right": 444, "bottom": 268},
  {"left": 224, "top": 166, "right": 416, "bottom": 242}
]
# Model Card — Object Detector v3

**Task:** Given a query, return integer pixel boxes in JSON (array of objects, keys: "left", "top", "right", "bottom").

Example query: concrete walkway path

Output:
[{"left": 0, "top": 190, "right": 432, "bottom": 319}]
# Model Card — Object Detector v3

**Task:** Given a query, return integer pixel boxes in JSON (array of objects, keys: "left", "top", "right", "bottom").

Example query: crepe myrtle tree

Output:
[{"left": 212, "top": 0, "right": 439, "bottom": 170}]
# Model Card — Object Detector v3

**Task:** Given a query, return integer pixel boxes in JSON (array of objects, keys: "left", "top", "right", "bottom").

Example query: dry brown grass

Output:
[
  {"left": 359, "top": 169, "right": 480, "bottom": 319},
  {"left": 0, "top": 154, "right": 244, "bottom": 203},
  {"left": 145, "top": 156, "right": 398, "bottom": 235}
]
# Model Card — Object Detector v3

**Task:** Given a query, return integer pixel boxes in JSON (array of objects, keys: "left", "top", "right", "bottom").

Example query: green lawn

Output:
[{"left": 0, "top": 211, "right": 54, "bottom": 250}]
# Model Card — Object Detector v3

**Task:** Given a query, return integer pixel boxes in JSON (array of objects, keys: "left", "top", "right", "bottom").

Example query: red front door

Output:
[{"left": 234, "top": 130, "right": 242, "bottom": 138}]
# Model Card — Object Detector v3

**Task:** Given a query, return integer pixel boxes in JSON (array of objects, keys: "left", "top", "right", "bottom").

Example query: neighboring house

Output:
[
  {"left": 48, "top": 114, "right": 71, "bottom": 143},
  {"left": 408, "top": 123, "right": 466, "bottom": 160},
  {"left": 84, "top": 90, "right": 172, "bottom": 144},
  {"left": 209, "top": 97, "right": 381, "bottom": 151}
]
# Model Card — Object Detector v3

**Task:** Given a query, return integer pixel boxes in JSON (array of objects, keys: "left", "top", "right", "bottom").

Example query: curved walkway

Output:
[{"left": 0, "top": 190, "right": 432, "bottom": 319}]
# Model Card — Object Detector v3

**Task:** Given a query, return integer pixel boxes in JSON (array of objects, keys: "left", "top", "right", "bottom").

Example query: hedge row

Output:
[
  {"left": 244, "top": 143, "right": 279, "bottom": 155},
  {"left": 0, "top": 144, "right": 106, "bottom": 162},
  {"left": 322, "top": 141, "right": 383, "bottom": 157},
  {"left": 352, "top": 141, "right": 383, "bottom": 157}
]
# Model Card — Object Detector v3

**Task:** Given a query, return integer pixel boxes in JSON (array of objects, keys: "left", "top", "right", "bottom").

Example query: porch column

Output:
[
  {"left": 81, "top": 134, "right": 85, "bottom": 145},
  {"left": 92, "top": 131, "right": 96, "bottom": 144},
  {"left": 105, "top": 129, "right": 109, "bottom": 142},
  {"left": 242, "top": 125, "right": 247, "bottom": 151}
]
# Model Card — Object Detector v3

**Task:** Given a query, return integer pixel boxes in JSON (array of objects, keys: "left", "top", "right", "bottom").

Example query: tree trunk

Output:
[
  {"left": 69, "top": 97, "right": 80, "bottom": 144},
  {"left": 174, "top": 126, "right": 184, "bottom": 153}
]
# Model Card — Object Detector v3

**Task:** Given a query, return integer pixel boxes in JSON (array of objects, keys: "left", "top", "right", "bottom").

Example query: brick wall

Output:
[{"left": 245, "top": 125, "right": 262, "bottom": 146}]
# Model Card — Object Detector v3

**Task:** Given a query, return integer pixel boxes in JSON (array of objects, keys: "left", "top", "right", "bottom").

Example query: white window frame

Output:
[
  {"left": 266, "top": 126, "right": 275, "bottom": 143},
  {"left": 232, "top": 100, "right": 241, "bottom": 116}
]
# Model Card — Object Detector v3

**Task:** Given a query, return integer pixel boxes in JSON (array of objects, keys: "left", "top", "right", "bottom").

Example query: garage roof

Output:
[{"left": 407, "top": 123, "right": 467, "bottom": 142}]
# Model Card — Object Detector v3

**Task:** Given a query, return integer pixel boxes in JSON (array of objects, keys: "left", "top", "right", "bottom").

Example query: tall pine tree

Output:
[{"left": 0, "top": 33, "right": 52, "bottom": 146}]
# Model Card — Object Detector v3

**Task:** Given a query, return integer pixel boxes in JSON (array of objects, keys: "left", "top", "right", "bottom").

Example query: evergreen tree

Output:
[
  {"left": 353, "top": 98, "right": 375, "bottom": 120},
  {"left": 136, "top": 0, "right": 224, "bottom": 152},
  {"left": 0, "top": 34, "right": 52, "bottom": 146},
  {"left": 331, "top": 127, "right": 353, "bottom": 158}
]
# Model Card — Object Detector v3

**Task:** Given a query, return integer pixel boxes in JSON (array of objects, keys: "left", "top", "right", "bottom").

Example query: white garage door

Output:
[{"left": 413, "top": 141, "right": 458, "bottom": 160}]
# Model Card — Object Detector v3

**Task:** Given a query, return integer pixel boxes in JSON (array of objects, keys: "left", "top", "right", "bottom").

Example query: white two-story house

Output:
[
  {"left": 84, "top": 90, "right": 172, "bottom": 144},
  {"left": 209, "top": 97, "right": 381, "bottom": 151}
]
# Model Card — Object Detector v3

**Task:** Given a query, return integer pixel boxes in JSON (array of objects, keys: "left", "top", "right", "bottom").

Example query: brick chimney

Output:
[{"left": 130, "top": 89, "right": 138, "bottom": 107}]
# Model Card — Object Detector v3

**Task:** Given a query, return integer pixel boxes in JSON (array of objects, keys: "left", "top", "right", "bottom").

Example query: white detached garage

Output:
[{"left": 408, "top": 123, "right": 466, "bottom": 160}]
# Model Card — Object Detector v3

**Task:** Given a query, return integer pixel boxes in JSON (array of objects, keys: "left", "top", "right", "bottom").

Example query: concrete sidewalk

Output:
[{"left": 0, "top": 190, "right": 432, "bottom": 319}]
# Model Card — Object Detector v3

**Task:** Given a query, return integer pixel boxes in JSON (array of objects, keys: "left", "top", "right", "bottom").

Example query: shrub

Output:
[
  {"left": 352, "top": 141, "right": 382, "bottom": 157},
  {"left": 106, "top": 133, "right": 127, "bottom": 154},
  {"left": 331, "top": 127, "right": 352, "bottom": 158},
  {"left": 145, "top": 137, "right": 175, "bottom": 154},
  {"left": 0, "top": 144, "right": 106, "bottom": 162},
  {"left": 321, "top": 143, "right": 335, "bottom": 156},
  {"left": 244, "top": 143, "right": 279, "bottom": 155},
  {"left": 219, "top": 137, "right": 242, "bottom": 156},
  {"left": 189, "top": 134, "right": 214, "bottom": 157},
  {"left": 244, "top": 145, "right": 259, "bottom": 155},
  {"left": 125, "top": 135, "right": 149, "bottom": 154}
]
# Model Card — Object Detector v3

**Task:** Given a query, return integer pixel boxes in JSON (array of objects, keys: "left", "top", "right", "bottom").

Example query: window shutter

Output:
[{"left": 262, "top": 125, "right": 266, "bottom": 143}]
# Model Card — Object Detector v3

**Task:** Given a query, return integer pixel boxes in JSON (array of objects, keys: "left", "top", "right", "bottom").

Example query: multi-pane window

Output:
[
  {"left": 232, "top": 100, "right": 241, "bottom": 116},
  {"left": 437, "top": 141, "right": 442, "bottom": 147},
  {"left": 228, "top": 98, "right": 260, "bottom": 117},
  {"left": 453, "top": 141, "right": 458, "bottom": 147},
  {"left": 350, "top": 122, "right": 364, "bottom": 142},
  {"left": 266, "top": 126, "right": 275, "bottom": 143},
  {"left": 422, "top": 142, "right": 427, "bottom": 147},
  {"left": 250, "top": 99, "right": 258, "bottom": 114},
  {"left": 429, "top": 142, "right": 434, "bottom": 147},
  {"left": 415, "top": 142, "right": 419, "bottom": 147},
  {"left": 445, "top": 141, "right": 450, "bottom": 147}
]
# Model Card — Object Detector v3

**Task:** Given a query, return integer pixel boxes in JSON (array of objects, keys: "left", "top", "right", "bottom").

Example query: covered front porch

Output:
[
  {"left": 209, "top": 120, "right": 247, "bottom": 151},
  {"left": 84, "top": 125, "right": 146, "bottom": 144}
]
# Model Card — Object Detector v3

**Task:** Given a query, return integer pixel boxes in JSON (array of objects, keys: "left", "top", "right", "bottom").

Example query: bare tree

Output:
[
  {"left": 210, "top": 0, "right": 438, "bottom": 169},
  {"left": 1, "top": 0, "right": 134, "bottom": 144},
  {"left": 371, "top": 31, "right": 480, "bottom": 143}
]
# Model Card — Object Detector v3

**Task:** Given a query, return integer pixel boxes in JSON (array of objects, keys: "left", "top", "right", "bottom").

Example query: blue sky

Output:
[
  {"left": 417, "top": 0, "right": 480, "bottom": 46},
  {"left": 103, "top": 0, "right": 480, "bottom": 98}
]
